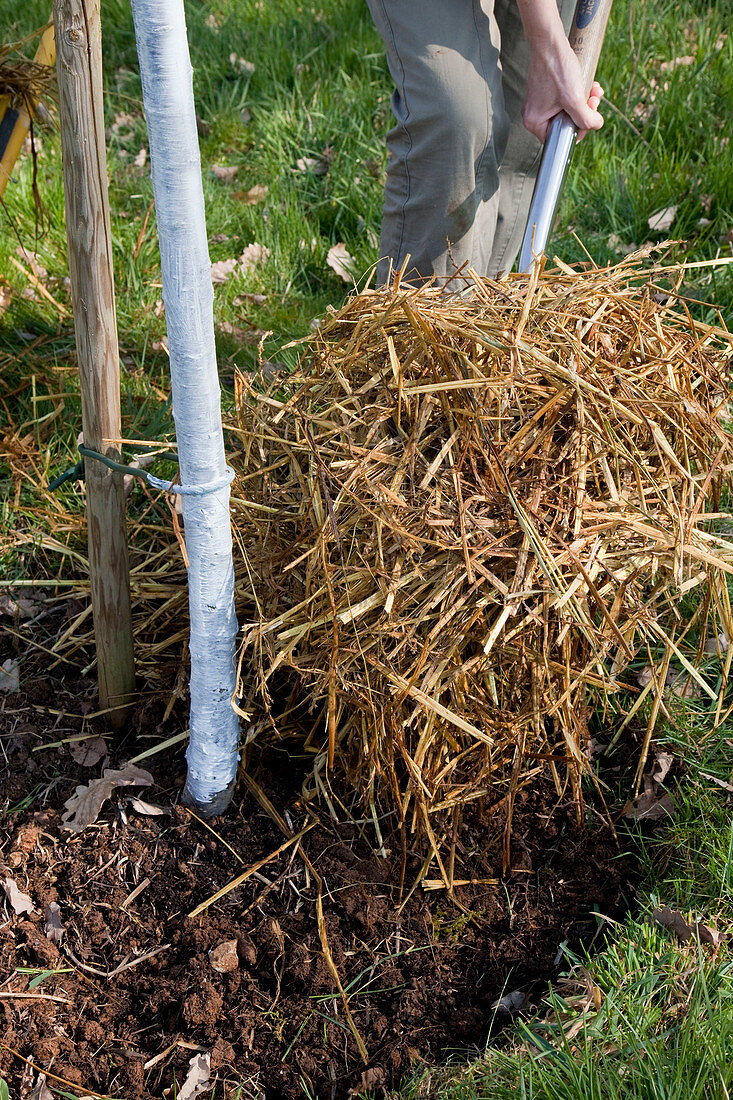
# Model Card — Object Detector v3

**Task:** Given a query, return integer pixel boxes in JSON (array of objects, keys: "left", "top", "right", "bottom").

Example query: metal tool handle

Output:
[{"left": 518, "top": 0, "right": 614, "bottom": 272}]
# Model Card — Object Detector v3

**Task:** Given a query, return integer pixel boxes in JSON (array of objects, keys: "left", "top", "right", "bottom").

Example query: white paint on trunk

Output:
[{"left": 130, "top": 0, "right": 239, "bottom": 814}]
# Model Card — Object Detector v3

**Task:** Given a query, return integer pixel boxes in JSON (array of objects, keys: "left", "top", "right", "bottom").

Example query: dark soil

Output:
[{"left": 0, "top": 615, "right": 636, "bottom": 1100}]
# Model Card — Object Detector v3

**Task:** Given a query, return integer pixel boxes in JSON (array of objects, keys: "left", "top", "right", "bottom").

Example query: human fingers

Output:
[{"left": 572, "top": 81, "right": 603, "bottom": 140}]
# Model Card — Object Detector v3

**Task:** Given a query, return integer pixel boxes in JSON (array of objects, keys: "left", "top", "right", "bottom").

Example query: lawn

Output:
[{"left": 2, "top": 0, "right": 733, "bottom": 1098}]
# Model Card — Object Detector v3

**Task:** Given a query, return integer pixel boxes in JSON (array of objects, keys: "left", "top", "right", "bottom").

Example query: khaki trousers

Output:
[{"left": 366, "top": 0, "right": 575, "bottom": 283}]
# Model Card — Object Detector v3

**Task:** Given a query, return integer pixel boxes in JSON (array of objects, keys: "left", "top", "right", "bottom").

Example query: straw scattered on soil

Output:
[{"left": 231, "top": 255, "right": 733, "bottom": 880}]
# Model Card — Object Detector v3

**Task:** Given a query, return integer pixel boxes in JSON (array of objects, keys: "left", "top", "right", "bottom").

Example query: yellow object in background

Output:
[{"left": 0, "top": 23, "right": 55, "bottom": 199}]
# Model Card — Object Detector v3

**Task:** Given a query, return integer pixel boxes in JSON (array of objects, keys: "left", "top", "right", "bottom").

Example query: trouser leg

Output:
[
  {"left": 365, "top": 0, "right": 508, "bottom": 285},
  {"left": 488, "top": 0, "right": 576, "bottom": 275},
  {"left": 367, "top": 0, "right": 577, "bottom": 282}
]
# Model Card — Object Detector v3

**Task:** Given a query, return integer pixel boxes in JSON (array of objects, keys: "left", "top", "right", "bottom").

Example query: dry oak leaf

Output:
[
  {"left": 238, "top": 242, "right": 270, "bottom": 272},
  {"left": 327, "top": 242, "right": 356, "bottom": 283},
  {"left": 211, "top": 258, "right": 239, "bottom": 284},
  {"left": 61, "top": 764, "right": 154, "bottom": 833}
]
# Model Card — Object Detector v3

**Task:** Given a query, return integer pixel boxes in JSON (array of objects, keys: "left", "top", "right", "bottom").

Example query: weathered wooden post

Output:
[{"left": 53, "top": 0, "right": 135, "bottom": 723}]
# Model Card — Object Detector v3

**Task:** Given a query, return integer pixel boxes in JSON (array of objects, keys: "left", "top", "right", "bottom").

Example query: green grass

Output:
[{"left": 3, "top": 1, "right": 733, "bottom": 1098}]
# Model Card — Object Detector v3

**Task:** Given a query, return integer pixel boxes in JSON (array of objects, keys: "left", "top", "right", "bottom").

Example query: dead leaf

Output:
[
  {"left": 652, "top": 907, "right": 726, "bottom": 946},
  {"left": 210, "top": 163, "right": 239, "bottom": 182},
  {"left": 659, "top": 55, "right": 695, "bottom": 72},
  {"left": 651, "top": 750, "right": 674, "bottom": 785},
  {"left": 326, "top": 243, "right": 356, "bottom": 283},
  {"left": 127, "top": 796, "right": 167, "bottom": 816},
  {"left": 666, "top": 670, "right": 701, "bottom": 699},
  {"left": 217, "top": 320, "right": 250, "bottom": 341},
  {"left": 699, "top": 770, "right": 733, "bottom": 795},
  {"left": 648, "top": 205, "right": 677, "bottom": 232},
  {"left": 133, "top": 147, "right": 147, "bottom": 169},
  {"left": 491, "top": 990, "right": 525, "bottom": 1013},
  {"left": 233, "top": 293, "right": 267, "bottom": 306},
  {"left": 211, "top": 258, "right": 239, "bottom": 284},
  {"left": 28, "top": 1073, "right": 53, "bottom": 1100},
  {"left": 0, "top": 659, "right": 19, "bottom": 693},
  {"left": 623, "top": 786, "right": 675, "bottom": 822},
  {"left": 175, "top": 1052, "right": 211, "bottom": 1100},
  {"left": 229, "top": 54, "right": 255, "bottom": 76},
  {"left": 2, "top": 877, "right": 34, "bottom": 915},
  {"left": 238, "top": 243, "right": 270, "bottom": 273},
  {"left": 653, "top": 905, "right": 692, "bottom": 942},
  {"left": 209, "top": 939, "right": 240, "bottom": 973},
  {"left": 44, "top": 902, "right": 65, "bottom": 944},
  {"left": 68, "top": 735, "right": 108, "bottom": 768},
  {"left": 296, "top": 155, "right": 329, "bottom": 176},
  {"left": 232, "top": 184, "right": 268, "bottom": 204},
  {"left": 0, "top": 593, "right": 40, "bottom": 618},
  {"left": 109, "top": 111, "right": 137, "bottom": 141},
  {"left": 15, "top": 247, "right": 48, "bottom": 279},
  {"left": 695, "top": 921, "right": 726, "bottom": 947},
  {"left": 61, "top": 764, "right": 154, "bottom": 833},
  {"left": 0, "top": 280, "right": 11, "bottom": 319}
]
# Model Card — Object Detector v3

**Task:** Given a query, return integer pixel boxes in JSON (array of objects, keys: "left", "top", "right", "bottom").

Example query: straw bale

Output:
[{"left": 231, "top": 259, "right": 733, "bottom": 873}]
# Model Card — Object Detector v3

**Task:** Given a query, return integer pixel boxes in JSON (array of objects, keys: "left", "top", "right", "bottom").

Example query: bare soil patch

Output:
[{"left": 0, "top": 625, "right": 635, "bottom": 1100}]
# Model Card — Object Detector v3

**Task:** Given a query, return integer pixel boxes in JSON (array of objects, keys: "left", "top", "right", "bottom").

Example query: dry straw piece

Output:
[{"left": 232, "top": 256, "right": 733, "bottom": 877}]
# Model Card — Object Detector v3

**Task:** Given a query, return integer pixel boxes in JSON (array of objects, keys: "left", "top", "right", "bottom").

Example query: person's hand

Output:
[{"left": 522, "top": 35, "right": 604, "bottom": 143}]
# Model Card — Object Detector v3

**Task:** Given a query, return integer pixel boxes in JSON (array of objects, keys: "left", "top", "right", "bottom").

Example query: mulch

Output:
[{"left": 0, "top": 617, "right": 636, "bottom": 1100}]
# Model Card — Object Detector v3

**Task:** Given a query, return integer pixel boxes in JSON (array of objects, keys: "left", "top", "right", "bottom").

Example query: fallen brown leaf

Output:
[
  {"left": 28, "top": 1073, "right": 53, "bottom": 1100},
  {"left": 327, "top": 242, "right": 356, "bottom": 283},
  {"left": 68, "top": 735, "right": 108, "bottom": 768},
  {"left": 211, "top": 163, "right": 238, "bottom": 182},
  {"left": 238, "top": 243, "right": 270, "bottom": 273},
  {"left": 229, "top": 54, "right": 255, "bottom": 76},
  {"left": 211, "top": 258, "right": 239, "bottom": 284},
  {"left": 61, "top": 764, "right": 154, "bottom": 833},
  {"left": 648, "top": 205, "right": 677, "bottom": 232},
  {"left": 0, "top": 659, "right": 19, "bottom": 693},
  {"left": 699, "top": 770, "right": 733, "bottom": 795},
  {"left": 2, "top": 877, "right": 34, "bottom": 915},
  {"left": 232, "top": 184, "right": 268, "bottom": 204},
  {"left": 127, "top": 796, "right": 167, "bottom": 816},
  {"left": 174, "top": 1052, "right": 211, "bottom": 1100},
  {"left": 653, "top": 905, "right": 692, "bottom": 942},
  {"left": 0, "top": 280, "right": 11, "bottom": 319},
  {"left": 651, "top": 750, "right": 674, "bottom": 785},
  {"left": 623, "top": 785, "right": 675, "bottom": 822},
  {"left": 653, "top": 905, "right": 727, "bottom": 946},
  {"left": 44, "top": 902, "right": 65, "bottom": 944}
]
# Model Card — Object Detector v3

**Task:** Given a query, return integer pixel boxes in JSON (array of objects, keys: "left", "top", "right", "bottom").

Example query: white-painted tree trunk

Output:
[{"left": 130, "top": 0, "right": 240, "bottom": 814}]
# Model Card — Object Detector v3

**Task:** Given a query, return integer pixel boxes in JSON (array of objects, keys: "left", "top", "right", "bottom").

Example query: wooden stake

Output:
[{"left": 53, "top": 0, "right": 135, "bottom": 723}]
